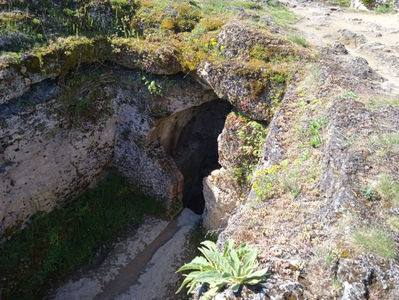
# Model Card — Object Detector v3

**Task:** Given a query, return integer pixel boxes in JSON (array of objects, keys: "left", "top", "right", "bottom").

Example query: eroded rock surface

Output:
[{"left": 0, "top": 66, "right": 216, "bottom": 235}]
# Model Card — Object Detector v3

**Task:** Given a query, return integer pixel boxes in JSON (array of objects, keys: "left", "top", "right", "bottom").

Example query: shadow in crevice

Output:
[{"left": 170, "top": 99, "right": 232, "bottom": 214}]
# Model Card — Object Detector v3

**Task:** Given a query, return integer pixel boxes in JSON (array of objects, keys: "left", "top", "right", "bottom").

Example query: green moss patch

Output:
[{"left": 0, "top": 172, "right": 164, "bottom": 300}]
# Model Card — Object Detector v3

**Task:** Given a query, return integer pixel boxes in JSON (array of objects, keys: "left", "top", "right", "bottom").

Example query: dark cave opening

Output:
[{"left": 169, "top": 99, "right": 232, "bottom": 214}]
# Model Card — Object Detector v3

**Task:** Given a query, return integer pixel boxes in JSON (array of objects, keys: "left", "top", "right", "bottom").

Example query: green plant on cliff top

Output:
[{"left": 176, "top": 240, "right": 268, "bottom": 299}]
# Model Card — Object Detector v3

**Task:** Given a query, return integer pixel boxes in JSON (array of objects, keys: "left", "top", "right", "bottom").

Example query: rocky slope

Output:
[
  {"left": 204, "top": 1, "right": 399, "bottom": 299},
  {"left": 0, "top": 0, "right": 398, "bottom": 299}
]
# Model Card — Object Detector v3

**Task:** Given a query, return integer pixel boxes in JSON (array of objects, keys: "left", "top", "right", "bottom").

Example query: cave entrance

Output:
[
  {"left": 153, "top": 99, "right": 232, "bottom": 214},
  {"left": 172, "top": 99, "right": 232, "bottom": 214}
]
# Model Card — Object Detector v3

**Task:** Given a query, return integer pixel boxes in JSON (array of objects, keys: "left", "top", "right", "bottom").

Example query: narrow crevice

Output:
[{"left": 169, "top": 99, "right": 233, "bottom": 214}]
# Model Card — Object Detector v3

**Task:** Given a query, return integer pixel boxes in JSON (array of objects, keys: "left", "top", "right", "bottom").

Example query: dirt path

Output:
[
  {"left": 50, "top": 209, "right": 200, "bottom": 300},
  {"left": 284, "top": 0, "right": 399, "bottom": 94}
]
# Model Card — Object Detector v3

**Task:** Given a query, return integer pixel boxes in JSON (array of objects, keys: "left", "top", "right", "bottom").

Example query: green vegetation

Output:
[
  {"left": 60, "top": 69, "right": 115, "bottom": 126},
  {"left": 177, "top": 240, "right": 268, "bottom": 299},
  {"left": 370, "top": 133, "right": 399, "bottom": 154},
  {"left": 360, "top": 184, "right": 377, "bottom": 201},
  {"left": 353, "top": 227, "right": 396, "bottom": 260},
  {"left": 0, "top": 172, "right": 164, "bottom": 300},
  {"left": 264, "top": 0, "right": 297, "bottom": 28},
  {"left": 389, "top": 216, "right": 399, "bottom": 232},
  {"left": 378, "top": 174, "right": 399, "bottom": 206},
  {"left": 343, "top": 91, "right": 357, "bottom": 99},
  {"left": 359, "top": 0, "right": 395, "bottom": 12},
  {"left": 198, "top": 0, "right": 297, "bottom": 29},
  {"left": 327, "top": 0, "right": 351, "bottom": 7},
  {"left": 287, "top": 34, "right": 309, "bottom": 48},
  {"left": 364, "top": 95, "right": 399, "bottom": 109},
  {"left": 141, "top": 74, "right": 164, "bottom": 96},
  {"left": 229, "top": 112, "right": 269, "bottom": 186},
  {"left": 360, "top": 0, "right": 373, "bottom": 6},
  {"left": 373, "top": 4, "right": 395, "bottom": 13},
  {"left": 252, "top": 164, "right": 280, "bottom": 201},
  {"left": 0, "top": 0, "right": 140, "bottom": 53},
  {"left": 280, "top": 165, "right": 301, "bottom": 197},
  {"left": 298, "top": 117, "right": 327, "bottom": 149},
  {"left": 200, "top": 0, "right": 234, "bottom": 14}
]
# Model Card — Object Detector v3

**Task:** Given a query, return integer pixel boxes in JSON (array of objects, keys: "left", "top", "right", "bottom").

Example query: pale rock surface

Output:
[
  {"left": 202, "top": 169, "right": 241, "bottom": 231},
  {"left": 0, "top": 67, "right": 216, "bottom": 235}
]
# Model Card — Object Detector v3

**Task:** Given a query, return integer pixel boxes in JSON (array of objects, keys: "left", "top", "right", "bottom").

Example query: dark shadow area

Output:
[{"left": 170, "top": 99, "right": 232, "bottom": 214}]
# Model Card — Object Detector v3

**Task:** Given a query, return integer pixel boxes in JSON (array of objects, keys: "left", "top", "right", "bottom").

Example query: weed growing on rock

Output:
[
  {"left": 360, "top": 184, "right": 378, "bottom": 201},
  {"left": 298, "top": 117, "right": 327, "bottom": 149},
  {"left": 389, "top": 217, "right": 399, "bottom": 232},
  {"left": 176, "top": 240, "right": 268, "bottom": 299},
  {"left": 252, "top": 165, "right": 280, "bottom": 201},
  {"left": 286, "top": 34, "right": 309, "bottom": 48},
  {"left": 343, "top": 91, "right": 357, "bottom": 99},
  {"left": 353, "top": 227, "right": 396, "bottom": 259},
  {"left": 378, "top": 174, "right": 399, "bottom": 206},
  {"left": 228, "top": 112, "right": 269, "bottom": 187},
  {"left": 142, "top": 75, "right": 163, "bottom": 96}
]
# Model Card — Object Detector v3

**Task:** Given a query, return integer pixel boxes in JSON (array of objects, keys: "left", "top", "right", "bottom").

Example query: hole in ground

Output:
[{"left": 170, "top": 99, "right": 232, "bottom": 214}]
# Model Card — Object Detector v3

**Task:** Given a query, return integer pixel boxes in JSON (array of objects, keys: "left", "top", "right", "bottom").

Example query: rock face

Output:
[
  {"left": 0, "top": 64, "right": 217, "bottom": 236},
  {"left": 0, "top": 20, "right": 298, "bottom": 236},
  {"left": 202, "top": 169, "right": 241, "bottom": 231},
  {"left": 209, "top": 33, "right": 399, "bottom": 299}
]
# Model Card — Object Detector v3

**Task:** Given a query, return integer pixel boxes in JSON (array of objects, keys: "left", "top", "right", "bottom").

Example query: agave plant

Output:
[{"left": 176, "top": 239, "right": 269, "bottom": 299}]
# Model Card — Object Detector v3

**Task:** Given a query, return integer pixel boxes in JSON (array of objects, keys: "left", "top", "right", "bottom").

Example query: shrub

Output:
[{"left": 176, "top": 240, "right": 269, "bottom": 299}]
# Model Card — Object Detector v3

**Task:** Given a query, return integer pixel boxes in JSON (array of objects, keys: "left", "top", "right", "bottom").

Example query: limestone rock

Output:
[
  {"left": 0, "top": 66, "right": 216, "bottom": 235},
  {"left": 338, "top": 29, "right": 366, "bottom": 48},
  {"left": 350, "top": 0, "right": 368, "bottom": 10},
  {"left": 202, "top": 169, "right": 241, "bottom": 231}
]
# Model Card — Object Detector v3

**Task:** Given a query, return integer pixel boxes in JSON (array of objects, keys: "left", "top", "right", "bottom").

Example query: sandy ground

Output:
[{"left": 285, "top": 0, "right": 399, "bottom": 94}]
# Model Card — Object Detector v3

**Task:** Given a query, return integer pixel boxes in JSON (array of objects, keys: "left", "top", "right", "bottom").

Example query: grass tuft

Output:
[
  {"left": 287, "top": 34, "right": 309, "bottom": 48},
  {"left": 353, "top": 227, "right": 396, "bottom": 260},
  {"left": 389, "top": 217, "right": 399, "bottom": 232},
  {"left": 378, "top": 174, "right": 399, "bottom": 206}
]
